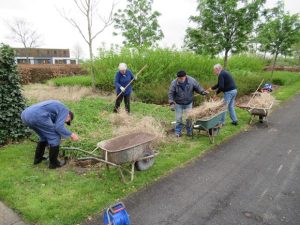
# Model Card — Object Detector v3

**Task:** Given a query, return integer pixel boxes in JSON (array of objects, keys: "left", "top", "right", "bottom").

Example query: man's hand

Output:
[
  {"left": 120, "top": 86, "right": 126, "bottom": 92},
  {"left": 71, "top": 133, "right": 79, "bottom": 141},
  {"left": 170, "top": 102, "right": 175, "bottom": 111},
  {"left": 201, "top": 90, "right": 209, "bottom": 95}
]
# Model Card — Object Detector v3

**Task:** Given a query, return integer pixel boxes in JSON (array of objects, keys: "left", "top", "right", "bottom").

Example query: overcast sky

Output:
[{"left": 0, "top": 0, "right": 299, "bottom": 58}]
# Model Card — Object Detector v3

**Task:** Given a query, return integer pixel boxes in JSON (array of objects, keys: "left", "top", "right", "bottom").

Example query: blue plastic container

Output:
[{"left": 103, "top": 202, "right": 130, "bottom": 225}]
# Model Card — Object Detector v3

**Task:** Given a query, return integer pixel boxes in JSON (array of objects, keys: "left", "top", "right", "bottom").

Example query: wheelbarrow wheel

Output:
[
  {"left": 135, "top": 149, "right": 154, "bottom": 171},
  {"left": 208, "top": 127, "right": 220, "bottom": 137}
]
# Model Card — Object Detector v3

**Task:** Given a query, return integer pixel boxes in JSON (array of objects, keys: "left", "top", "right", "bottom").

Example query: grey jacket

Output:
[{"left": 168, "top": 75, "right": 205, "bottom": 105}]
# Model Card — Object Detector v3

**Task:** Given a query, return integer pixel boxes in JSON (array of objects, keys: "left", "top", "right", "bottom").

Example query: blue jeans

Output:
[
  {"left": 175, "top": 103, "right": 193, "bottom": 135},
  {"left": 221, "top": 89, "right": 238, "bottom": 124}
]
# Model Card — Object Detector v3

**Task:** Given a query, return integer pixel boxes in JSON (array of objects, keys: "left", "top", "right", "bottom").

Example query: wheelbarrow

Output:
[
  {"left": 61, "top": 132, "right": 159, "bottom": 182},
  {"left": 237, "top": 101, "right": 274, "bottom": 126},
  {"left": 192, "top": 110, "right": 226, "bottom": 143}
]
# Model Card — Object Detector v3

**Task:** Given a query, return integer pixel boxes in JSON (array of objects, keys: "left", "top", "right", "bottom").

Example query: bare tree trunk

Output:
[
  {"left": 224, "top": 49, "right": 229, "bottom": 69},
  {"left": 271, "top": 52, "right": 278, "bottom": 81},
  {"left": 88, "top": 42, "right": 96, "bottom": 90}
]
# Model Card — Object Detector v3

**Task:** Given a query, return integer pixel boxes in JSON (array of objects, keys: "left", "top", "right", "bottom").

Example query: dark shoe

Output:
[
  {"left": 231, "top": 121, "right": 238, "bottom": 126},
  {"left": 33, "top": 141, "right": 48, "bottom": 165},
  {"left": 186, "top": 132, "right": 193, "bottom": 137},
  {"left": 49, "top": 145, "right": 65, "bottom": 169}
]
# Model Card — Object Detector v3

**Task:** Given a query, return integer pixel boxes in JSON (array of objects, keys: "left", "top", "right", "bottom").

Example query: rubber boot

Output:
[
  {"left": 49, "top": 145, "right": 65, "bottom": 169},
  {"left": 33, "top": 141, "right": 48, "bottom": 165}
]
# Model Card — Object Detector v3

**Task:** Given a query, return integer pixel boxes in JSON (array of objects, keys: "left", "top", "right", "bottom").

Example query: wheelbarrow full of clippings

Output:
[
  {"left": 192, "top": 110, "right": 227, "bottom": 143},
  {"left": 62, "top": 132, "right": 159, "bottom": 182}
]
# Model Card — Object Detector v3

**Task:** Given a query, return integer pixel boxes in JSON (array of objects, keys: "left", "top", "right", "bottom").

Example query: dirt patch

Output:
[
  {"left": 264, "top": 66, "right": 300, "bottom": 72},
  {"left": 23, "top": 84, "right": 114, "bottom": 102}
]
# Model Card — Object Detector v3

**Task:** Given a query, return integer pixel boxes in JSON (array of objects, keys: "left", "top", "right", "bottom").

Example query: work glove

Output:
[
  {"left": 120, "top": 86, "right": 126, "bottom": 92},
  {"left": 201, "top": 90, "right": 209, "bottom": 95},
  {"left": 170, "top": 102, "right": 175, "bottom": 111}
]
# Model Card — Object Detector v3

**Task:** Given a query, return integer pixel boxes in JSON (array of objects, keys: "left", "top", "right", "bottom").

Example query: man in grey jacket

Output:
[{"left": 168, "top": 70, "right": 208, "bottom": 137}]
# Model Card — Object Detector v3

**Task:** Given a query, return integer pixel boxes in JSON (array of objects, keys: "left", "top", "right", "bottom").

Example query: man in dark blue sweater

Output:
[{"left": 210, "top": 64, "right": 238, "bottom": 125}]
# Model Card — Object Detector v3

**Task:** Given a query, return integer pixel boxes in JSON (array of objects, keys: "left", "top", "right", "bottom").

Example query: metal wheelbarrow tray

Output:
[
  {"left": 238, "top": 101, "right": 274, "bottom": 126},
  {"left": 192, "top": 110, "right": 226, "bottom": 143},
  {"left": 62, "top": 132, "right": 159, "bottom": 182}
]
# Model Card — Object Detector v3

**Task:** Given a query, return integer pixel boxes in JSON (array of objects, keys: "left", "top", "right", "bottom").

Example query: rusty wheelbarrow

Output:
[
  {"left": 237, "top": 101, "right": 274, "bottom": 126},
  {"left": 62, "top": 132, "right": 159, "bottom": 182}
]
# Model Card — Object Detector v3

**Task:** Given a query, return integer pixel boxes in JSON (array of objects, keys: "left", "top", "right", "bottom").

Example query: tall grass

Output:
[{"left": 51, "top": 48, "right": 275, "bottom": 103}]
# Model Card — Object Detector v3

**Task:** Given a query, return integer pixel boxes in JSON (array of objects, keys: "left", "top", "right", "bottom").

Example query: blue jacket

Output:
[
  {"left": 212, "top": 70, "right": 237, "bottom": 94},
  {"left": 168, "top": 76, "right": 206, "bottom": 105},
  {"left": 114, "top": 69, "right": 135, "bottom": 96},
  {"left": 21, "top": 100, "right": 72, "bottom": 138}
]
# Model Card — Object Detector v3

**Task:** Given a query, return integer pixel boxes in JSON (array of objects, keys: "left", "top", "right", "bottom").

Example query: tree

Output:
[
  {"left": 6, "top": 18, "right": 42, "bottom": 63},
  {"left": 185, "top": 0, "right": 265, "bottom": 68},
  {"left": 292, "top": 38, "right": 300, "bottom": 64},
  {"left": 0, "top": 44, "right": 28, "bottom": 146},
  {"left": 72, "top": 43, "right": 84, "bottom": 63},
  {"left": 60, "top": 0, "right": 116, "bottom": 89},
  {"left": 113, "top": 0, "right": 164, "bottom": 49},
  {"left": 257, "top": 1, "right": 300, "bottom": 76}
]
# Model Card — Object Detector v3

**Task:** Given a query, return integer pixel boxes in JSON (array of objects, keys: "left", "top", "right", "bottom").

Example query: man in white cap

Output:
[{"left": 114, "top": 63, "right": 136, "bottom": 113}]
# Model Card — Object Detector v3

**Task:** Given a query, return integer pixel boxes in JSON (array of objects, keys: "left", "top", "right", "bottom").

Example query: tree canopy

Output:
[
  {"left": 185, "top": 0, "right": 265, "bottom": 68},
  {"left": 113, "top": 0, "right": 164, "bottom": 49},
  {"left": 257, "top": 1, "right": 300, "bottom": 73}
]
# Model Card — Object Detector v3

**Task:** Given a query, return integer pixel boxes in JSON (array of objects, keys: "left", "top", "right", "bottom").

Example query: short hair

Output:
[
  {"left": 118, "top": 63, "right": 127, "bottom": 70},
  {"left": 177, "top": 70, "right": 186, "bottom": 77},
  {"left": 213, "top": 64, "right": 223, "bottom": 70}
]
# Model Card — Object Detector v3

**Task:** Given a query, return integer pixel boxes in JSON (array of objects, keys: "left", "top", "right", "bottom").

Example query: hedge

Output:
[{"left": 18, "top": 64, "right": 86, "bottom": 84}]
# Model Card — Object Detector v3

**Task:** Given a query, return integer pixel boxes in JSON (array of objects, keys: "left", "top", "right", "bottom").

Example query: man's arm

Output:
[
  {"left": 193, "top": 80, "right": 207, "bottom": 95},
  {"left": 54, "top": 110, "right": 72, "bottom": 137},
  {"left": 168, "top": 81, "right": 176, "bottom": 104}
]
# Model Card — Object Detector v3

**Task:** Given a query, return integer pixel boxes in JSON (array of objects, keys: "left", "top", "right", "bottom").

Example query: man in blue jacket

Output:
[
  {"left": 21, "top": 100, "right": 79, "bottom": 169},
  {"left": 168, "top": 70, "right": 208, "bottom": 137},
  {"left": 210, "top": 64, "right": 238, "bottom": 126},
  {"left": 114, "top": 63, "right": 135, "bottom": 113}
]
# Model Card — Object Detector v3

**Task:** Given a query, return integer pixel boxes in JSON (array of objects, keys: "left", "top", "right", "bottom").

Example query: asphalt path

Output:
[{"left": 84, "top": 94, "right": 300, "bottom": 225}]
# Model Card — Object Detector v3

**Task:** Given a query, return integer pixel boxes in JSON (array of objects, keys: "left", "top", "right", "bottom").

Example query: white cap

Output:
[{"left": 118, "top": 63, "right": 127, "bottom": 70}]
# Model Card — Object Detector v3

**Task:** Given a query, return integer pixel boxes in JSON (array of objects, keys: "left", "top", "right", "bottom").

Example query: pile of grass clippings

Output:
[
  {"left": 188, "top": 99, "right": 226, "bottom": 120},
  {"left": 248, "top": 92, "right": 275, "bottom": 109},
  {"left": 109, "top": 109, "right": 165, "bottom": 146}
]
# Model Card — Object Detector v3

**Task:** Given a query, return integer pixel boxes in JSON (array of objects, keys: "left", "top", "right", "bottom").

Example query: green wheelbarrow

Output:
[{"left": 192, "top": 110, "right": 226, "bottom": 143}]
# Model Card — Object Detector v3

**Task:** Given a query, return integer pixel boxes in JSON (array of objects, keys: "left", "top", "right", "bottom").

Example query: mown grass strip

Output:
[{"left": 0, "top": 77, "right": 299, "bottom": 225}]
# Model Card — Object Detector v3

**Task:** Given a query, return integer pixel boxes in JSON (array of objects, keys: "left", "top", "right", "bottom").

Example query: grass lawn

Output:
[{"left": 1, "top": 77, "right": 300, "bottom": 225}]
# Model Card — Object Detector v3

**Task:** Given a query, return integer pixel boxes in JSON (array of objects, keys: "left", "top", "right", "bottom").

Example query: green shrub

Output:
[
  {"left": 49, "top": 76, "right": 91, "bottom": 87},
  {"left": 0, "top": 44, "right": 28, "bottom": 145},
  {"left": 272, "top": 78, "right": 285, "bottom": 86},
  {"left": 227, "top": 54, "right": 267, "bottom": 72}
]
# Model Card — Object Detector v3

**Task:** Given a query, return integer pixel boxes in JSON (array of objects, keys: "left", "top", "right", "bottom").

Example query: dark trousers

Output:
[{"left": 114, "top": 94, "right": 130, "bottom": 113}]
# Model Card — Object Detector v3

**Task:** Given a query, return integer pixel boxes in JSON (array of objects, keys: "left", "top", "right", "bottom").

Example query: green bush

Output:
[
  {"left": 0, "top": 44, "right": 28, "bottom": 145},
  {"left": 227, "top": 54, "right": 267, "bottom": 72},
  {"left": 49, "top": 76, "right": 91, "bottom": 87}
]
